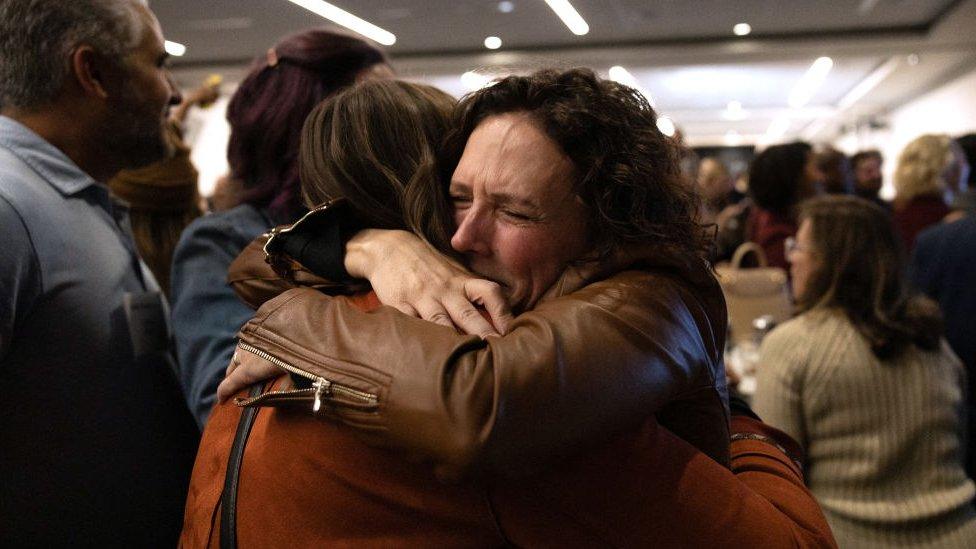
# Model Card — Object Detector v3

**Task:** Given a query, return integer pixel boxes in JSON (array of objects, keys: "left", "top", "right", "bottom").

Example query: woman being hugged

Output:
[{"left": 754, "top": 195, "right": 976, "bottom": 548}]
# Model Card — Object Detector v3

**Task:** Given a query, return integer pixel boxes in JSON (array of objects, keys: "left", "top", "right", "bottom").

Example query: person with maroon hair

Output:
[{"left": 170, "top": 28, "right": 390, "bottom": 428}]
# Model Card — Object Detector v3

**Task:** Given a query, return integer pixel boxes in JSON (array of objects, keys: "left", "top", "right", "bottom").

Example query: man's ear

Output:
[{"left": 70, "top": 45, "right": 112, "bottom": 100}]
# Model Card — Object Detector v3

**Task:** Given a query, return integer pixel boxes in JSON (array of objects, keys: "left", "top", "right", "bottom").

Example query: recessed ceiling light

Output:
[
  {"left": 285, "top": 0, "right": 396, "bottom": 45},
  {"left": 544, "top": 0, "right": 589, "bottom": 35},
  {"left": 164, "top": 40, "right": 186, "bottom": 56},
  {"left": 907, "top": 54, "right": 920, "bottom": 66},
  {"left": 733, "top": 23, "right": 751, "bottom": 36},
  {"left": 498, "top": 1, "right": 515, "bottom": 13},
  {"left": 484, "top": 36, "right": 502, "bottom": 49}
]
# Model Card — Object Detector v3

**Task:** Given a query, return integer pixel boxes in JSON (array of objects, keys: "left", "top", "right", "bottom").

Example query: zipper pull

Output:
[{"left": 312, "top": 378, "right": 331, "bottom": 412}]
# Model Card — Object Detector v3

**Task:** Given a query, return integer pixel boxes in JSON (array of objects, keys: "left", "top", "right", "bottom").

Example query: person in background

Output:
[
  {"left": 170, "top": 28, "right": 390, "bottom": 427},
  {"left": 0, "top": 0, "right": 199, "bottom": 545},
  {"left": 109, "top": 83, "right": 217, "bottom": 296},
  {"left": 851, "top": 149, "right": 888, "bottom": 208},
  {"left": 745, "top": 141, "right": 822, "bottom": 270},
  {"left": 696, "top": 156, "right": 733, "bottom": 225},
  {"left": 755, "top": 195, "right": 975, "bottom": 548},
  {"left": 892, "top": 134, "right": 969, "bottom": 252},
  {"left": 207, "top": 172, "right": 244, "bottom": 212},
  {"left": 815, "top": 145, "right": 852, "bottom": 195},
  {"left": 945, "top": 133, "right": 976, "bottom": 222},
  {"left": 911, "top": 198, "right": 976, "bottom": 481}
]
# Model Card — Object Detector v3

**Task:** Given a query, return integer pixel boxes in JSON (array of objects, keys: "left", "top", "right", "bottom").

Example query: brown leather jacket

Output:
[{"left": 226, "top": 202, "right": 730, "bottom": 478}]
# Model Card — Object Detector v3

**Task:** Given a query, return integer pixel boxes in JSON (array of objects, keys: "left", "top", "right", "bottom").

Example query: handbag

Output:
[
  {"left": 715, "top": 242, "right": 792, "bottom": 345},
  {"left": 219, "top": 383, "right": 264, "bottom": 549}
]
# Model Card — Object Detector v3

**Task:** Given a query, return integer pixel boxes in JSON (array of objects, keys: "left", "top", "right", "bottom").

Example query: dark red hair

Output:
[{"left": 226, "top": 28, "right": 388, "bottom": 222}]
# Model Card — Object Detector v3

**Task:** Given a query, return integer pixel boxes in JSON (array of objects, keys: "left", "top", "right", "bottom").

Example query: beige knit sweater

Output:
[{"left": 754, "top": 309, "right": 976, "bottom": 548}]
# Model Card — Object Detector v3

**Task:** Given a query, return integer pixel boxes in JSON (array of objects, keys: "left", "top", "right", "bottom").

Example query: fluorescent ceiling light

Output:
[
  {"left": 733, "top": 23, "right": 751, "bottom": 36},
  {"left": 164, "top": 40, "right": 186, "bottom": 56},
  {"left": 656, "top": 116, "right": 676, "bottom": 137},
  {"left": 461, "top": 71, "right": 493, "bottom": 91},
  {"left": 285, "top": 0, "right": 396, "bottom": 45},
  {"left": 608, "top": 65, "right": 656, "bottom": 108},
  {"left": 484, "top": 36, "right": 502, "bottom": 50},
  {"left": 837, "top": 57, "right": 899, "bottom": 109},
  {"left": 788, "top": 56, "right": 833, "bottom": 108},
  {"left": 544, "top": 0, "right": 589, "bottom": 35}
]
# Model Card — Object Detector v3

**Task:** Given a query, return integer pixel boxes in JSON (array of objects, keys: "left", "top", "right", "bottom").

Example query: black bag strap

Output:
[{"left": 220, "top": 383, "right": 264, "bottom": 549}]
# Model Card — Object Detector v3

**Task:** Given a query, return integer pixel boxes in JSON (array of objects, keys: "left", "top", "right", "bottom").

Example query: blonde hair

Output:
[{"left": 893, "top": 134, "right": 952, "bottom": 201}]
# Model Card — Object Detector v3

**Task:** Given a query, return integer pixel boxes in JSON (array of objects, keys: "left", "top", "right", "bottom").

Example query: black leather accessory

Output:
[{"left": 220, "top": 383, "right": 265, "bottom": 549}]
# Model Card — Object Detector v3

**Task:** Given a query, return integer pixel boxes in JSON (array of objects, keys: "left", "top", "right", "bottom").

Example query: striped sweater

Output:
[{"left": 754, "top": 309, "right": 976, "bottom": 548}]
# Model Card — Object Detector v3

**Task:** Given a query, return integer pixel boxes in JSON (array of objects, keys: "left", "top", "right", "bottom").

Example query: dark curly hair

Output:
[
  {"left": 748, "top": 141, "right": 813, "bottom": 216},
  {"left": 440, "top": 68, "right": 709, "bottom": 265}
]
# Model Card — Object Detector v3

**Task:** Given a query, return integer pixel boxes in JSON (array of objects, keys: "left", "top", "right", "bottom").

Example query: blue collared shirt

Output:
[{"left": 0, "top": 115, "right": 198, "bottom": 545}]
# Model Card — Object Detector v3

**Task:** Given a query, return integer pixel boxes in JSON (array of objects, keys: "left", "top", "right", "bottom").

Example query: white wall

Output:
[{"left": 833, "top": 66, "right": 976, "bottom": 199}]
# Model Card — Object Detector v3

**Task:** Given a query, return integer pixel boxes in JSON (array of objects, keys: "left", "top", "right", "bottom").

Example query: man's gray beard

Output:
[{"left": 102, "top": 98, "right": 172, "bottom": 172}]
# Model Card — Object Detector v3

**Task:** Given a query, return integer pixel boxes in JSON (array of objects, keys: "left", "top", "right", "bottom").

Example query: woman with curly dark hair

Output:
[
  {"left": 222, "top": 67, "right": 730, "bottom": 471},
  {"left": 754, "top": 195, "right": 975, "bottom": 547},
  {"left": 207, "top": 74, "right": 834, "bottom": 547}
]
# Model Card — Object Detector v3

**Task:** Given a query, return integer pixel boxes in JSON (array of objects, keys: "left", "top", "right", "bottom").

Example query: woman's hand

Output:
[
  {"left": 344, "top": 229, "right": 513, "bottom": 337},
  {"left": 217, "top": 351, "right": 278, "bottom": 402}
]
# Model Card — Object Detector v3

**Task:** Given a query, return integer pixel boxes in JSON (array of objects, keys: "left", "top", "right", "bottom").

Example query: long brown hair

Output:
[
  {"left": 796, "top": 195, "right": 942, "bottom": 359},
  {"left": 299, "top": 80, "right": 456, "bottom": 252}
]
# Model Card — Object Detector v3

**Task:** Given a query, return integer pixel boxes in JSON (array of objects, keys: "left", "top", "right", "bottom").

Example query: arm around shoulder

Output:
[{"left": 238, "top": 270, "right": 721, "bottom": 478}]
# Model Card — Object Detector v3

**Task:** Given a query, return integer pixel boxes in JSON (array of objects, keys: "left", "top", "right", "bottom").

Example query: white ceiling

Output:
[{"left": 158, "top": 0, "right": 976, "bottom": 146}]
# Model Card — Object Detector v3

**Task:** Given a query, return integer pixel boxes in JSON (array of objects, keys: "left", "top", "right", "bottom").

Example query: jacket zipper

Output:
[{"left": 235, "top": 340, "right": 378, "bottom": 411}]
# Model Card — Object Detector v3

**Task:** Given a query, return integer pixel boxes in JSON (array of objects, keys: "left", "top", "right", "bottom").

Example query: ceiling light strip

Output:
[
  {"left": 788, "top": 56, "right": 833, "bottom": 108},
  {"left": 285, "top": 0, "right": 396, "bottom": 45},
  {"left": 544, "top": 0, "right": 589, "bottom": 35},
  {"left": 837, "top": 56, "right": 900, "bottom": 109}
]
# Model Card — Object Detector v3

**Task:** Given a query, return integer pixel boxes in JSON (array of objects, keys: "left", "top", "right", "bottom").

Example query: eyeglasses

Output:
[{"left": 784, "top": 236, "right": 809, "bottom": 255}]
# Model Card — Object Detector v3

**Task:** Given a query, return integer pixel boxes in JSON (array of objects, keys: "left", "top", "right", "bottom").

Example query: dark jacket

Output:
[{"left": 911, "top": 216, "right": 976, "bottom": 478}]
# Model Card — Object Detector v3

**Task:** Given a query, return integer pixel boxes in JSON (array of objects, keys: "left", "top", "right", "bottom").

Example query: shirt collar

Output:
[{"left": 0, "top": 115, "right": 101, "bottom": 197}]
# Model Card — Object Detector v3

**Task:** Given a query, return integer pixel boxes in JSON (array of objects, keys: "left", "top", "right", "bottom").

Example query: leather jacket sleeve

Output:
[{"left": 237, "top": 267, "right": 730, "bottom": 479}]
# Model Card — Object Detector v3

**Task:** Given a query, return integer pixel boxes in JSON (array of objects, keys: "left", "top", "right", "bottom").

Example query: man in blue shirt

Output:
[{"left": 0, "top": 1, "right": 198, "bottom": 545}]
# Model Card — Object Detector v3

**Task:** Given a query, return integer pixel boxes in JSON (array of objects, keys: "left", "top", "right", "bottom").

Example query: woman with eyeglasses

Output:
[{"left": 754, "top": 195, "right": 976, "bottom": 547}]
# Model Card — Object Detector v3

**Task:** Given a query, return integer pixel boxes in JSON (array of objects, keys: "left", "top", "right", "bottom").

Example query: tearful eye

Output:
[{"left": 501, "top": 209, "right": 533, "bottom": 221}]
